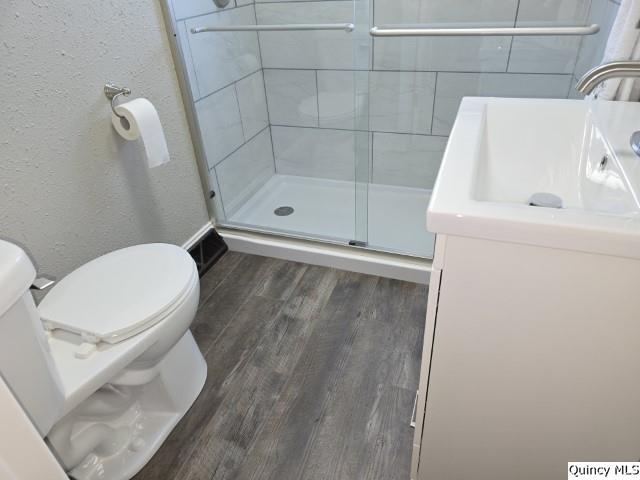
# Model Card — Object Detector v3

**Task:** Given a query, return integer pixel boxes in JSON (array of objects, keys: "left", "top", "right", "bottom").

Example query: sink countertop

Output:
[{"left": 427, "top": 97, "right": 640, "bottom": 259}]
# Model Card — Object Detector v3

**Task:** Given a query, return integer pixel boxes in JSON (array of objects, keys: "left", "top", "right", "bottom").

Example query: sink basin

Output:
[{"left": 428, "top": 97, "right": 640, "bottom": 259}]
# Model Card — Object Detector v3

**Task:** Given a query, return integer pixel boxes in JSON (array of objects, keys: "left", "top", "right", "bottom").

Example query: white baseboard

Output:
[
  {"left": 218, "top": 228, "right": 431, "bottom": 284},
  {"left": 181, "top": 222, "right": 214, "bottom": 251}
]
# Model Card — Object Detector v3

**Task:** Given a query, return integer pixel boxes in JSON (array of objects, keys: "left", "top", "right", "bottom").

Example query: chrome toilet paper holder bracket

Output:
[{"left": 104, "top": 83, "right": 131, "bottom": 119}]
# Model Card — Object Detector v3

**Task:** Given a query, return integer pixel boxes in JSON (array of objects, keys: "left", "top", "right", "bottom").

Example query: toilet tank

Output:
[{"left": 0, "top": 240, "right": 65, "bottom": 436}]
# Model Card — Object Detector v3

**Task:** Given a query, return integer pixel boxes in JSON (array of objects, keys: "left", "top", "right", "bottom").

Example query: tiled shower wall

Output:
[
  {"left": 171, "top": 0, "right": 275, "bottom": 217},
  {"left": 170, "top": 0, "right": 620, "bottom": 217},
  {"left": 259, "top": 0, "right": 620, "bottom": 190}
]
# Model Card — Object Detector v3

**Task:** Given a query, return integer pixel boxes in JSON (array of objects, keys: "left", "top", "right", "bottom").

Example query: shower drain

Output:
[{"left": 274, "top": 206, "right": 294, "bottom": 216}]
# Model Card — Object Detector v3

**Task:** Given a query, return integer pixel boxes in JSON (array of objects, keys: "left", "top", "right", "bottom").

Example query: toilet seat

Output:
[{"left": 38, "top": 244, "right": 198, "bottom": 345}]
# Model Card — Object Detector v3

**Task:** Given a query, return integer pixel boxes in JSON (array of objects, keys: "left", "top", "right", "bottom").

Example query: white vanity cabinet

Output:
[
  {"left": 410, "top": 233, "right": 640, "bottom": 480},
  {"left": 410, "top": 97, "right": 640, "bottom": 479}
]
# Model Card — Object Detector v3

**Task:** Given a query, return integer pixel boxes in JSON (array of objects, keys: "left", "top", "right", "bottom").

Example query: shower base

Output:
[{"left": 226, "top": 174, "right": 434, "bottom": 258}]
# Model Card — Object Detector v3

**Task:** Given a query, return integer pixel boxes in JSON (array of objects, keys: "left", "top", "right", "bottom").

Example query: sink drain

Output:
[
  {"left": 274, "top": 206, "right": 294, "bottom": 216},
  {"left": 528, "top": 192, "right": 563, "bottom": 209}
]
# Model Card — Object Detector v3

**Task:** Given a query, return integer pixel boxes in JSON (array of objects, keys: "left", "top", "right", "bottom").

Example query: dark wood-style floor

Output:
[{"left": 134, "top": 252, "right": 427, "bottom": 480}]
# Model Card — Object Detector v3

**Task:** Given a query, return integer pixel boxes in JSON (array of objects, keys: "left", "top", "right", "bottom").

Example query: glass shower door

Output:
[
  {"left": 167, "top": 0, "right": 371, "bottom": 247},
  {"left": 362, "top": 0, "right": 618, "bottom": 259}
]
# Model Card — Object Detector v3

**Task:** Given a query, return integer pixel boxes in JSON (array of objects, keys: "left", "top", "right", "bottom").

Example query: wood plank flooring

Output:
[{"left": 134, "top": 252, "right": 427, "bottom": 480}]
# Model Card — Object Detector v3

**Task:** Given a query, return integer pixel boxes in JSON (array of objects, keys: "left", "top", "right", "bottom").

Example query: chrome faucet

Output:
[{"left": 576, "top": 61, "right": 640, "bottom": 157}]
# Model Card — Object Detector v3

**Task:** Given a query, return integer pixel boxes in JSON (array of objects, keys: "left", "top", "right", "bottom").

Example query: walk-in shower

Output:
[{"left": 162, "top": 0, "right": 618, "bottom": 260}]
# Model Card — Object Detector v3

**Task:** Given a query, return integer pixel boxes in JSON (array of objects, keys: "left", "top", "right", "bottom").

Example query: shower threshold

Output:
[{"left": 224, "top": 174, "right": 435, "bottom": 258}]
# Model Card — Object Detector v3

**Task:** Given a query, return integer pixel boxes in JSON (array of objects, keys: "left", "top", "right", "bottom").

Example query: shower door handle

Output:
[
  {"left": 369, "top": 23, "right": 600, "bottom": 37},
  {"left": 191, "top": 23, "right": 355, "bottom": 34}
]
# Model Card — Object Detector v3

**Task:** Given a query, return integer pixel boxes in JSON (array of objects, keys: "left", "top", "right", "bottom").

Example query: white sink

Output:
[{"left": 428, "top": 97, "right": 640, "bottom": 259}]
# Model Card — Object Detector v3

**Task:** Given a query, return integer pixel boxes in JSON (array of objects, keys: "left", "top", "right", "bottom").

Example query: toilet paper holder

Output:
[{"left": 104, "top": 83, "right": 131, "bottom": 119}]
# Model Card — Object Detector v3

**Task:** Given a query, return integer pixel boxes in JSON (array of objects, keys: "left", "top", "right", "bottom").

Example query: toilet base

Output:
[{"left": 51, "top": 330, "right": 206, "bottom": 480}]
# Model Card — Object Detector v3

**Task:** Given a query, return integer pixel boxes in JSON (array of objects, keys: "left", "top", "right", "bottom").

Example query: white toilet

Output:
[{"left": 0, "top": 239, "right": 207, "bottom": 480}]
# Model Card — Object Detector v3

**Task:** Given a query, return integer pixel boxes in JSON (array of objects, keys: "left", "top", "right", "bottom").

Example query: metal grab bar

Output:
[
  {"left": 369, "top": 23, "right": 600, "bottom": 37},
  {"left": 191, "top": 23, "right": 355, "bottom": 34}
]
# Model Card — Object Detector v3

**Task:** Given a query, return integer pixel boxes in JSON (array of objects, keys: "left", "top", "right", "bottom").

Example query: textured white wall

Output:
[{"left": 0, "top": 1, "right": 210, "bottom": 279}]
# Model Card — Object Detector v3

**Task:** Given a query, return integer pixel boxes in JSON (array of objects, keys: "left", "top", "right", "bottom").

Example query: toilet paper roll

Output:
[{"left": 111, "top": 98, "right": 170, "bottom": 168}]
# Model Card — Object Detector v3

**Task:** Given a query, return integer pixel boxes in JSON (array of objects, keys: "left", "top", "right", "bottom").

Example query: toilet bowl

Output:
[{"left": 0, "top": 240, "right": 208, "bottom": 480}]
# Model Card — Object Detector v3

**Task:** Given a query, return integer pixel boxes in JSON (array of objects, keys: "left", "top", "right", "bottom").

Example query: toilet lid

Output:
[{"left": 38, "top": 244, "right": 197, "bottom": 344}]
